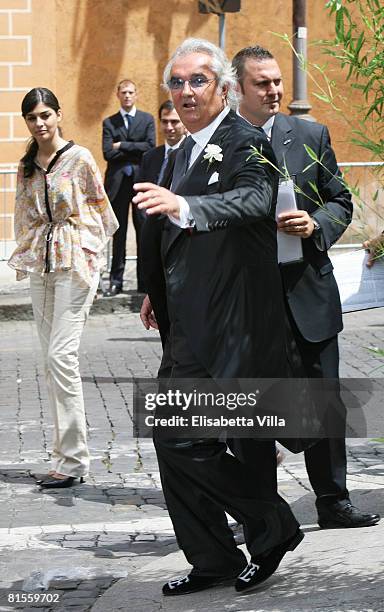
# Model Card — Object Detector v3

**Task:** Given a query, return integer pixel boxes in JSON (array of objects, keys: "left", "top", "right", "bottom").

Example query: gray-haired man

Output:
[{"left": 134, "top": 38, "right": 303, "bottom": 597}]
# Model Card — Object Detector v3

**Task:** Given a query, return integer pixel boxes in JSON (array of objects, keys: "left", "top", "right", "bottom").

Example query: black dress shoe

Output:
[
  {"left": 317, "top": 500, "right": 380, "bottom": 528},
  {"left": 103, "top": 284, "right": 122, "bottom": 297},
  {"left": 34, "top": 471, "right": 56, "bottom": 484},
  {"left": 235, "top": 528, "right": 304, "bottom": 593},
  {"left": 39, "top": 475, "right": 85, "bottom": 489},
  {"left": 162, "top": 571, "right": 241, "bottom": 596}
]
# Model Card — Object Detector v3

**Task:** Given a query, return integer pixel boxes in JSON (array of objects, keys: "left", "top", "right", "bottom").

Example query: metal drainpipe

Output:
[{"left": 288, "top": 0, "right": 315, "bottom": 121}]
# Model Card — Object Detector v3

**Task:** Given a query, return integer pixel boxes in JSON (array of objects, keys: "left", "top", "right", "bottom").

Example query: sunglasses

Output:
[{"left": 167, "top": 76, "right": 217, "bottom": 91}]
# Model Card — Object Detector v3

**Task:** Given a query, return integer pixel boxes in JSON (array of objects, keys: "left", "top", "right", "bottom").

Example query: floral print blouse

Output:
[{"left": 8, "top": 143, "right": 119, "bottom": 286}]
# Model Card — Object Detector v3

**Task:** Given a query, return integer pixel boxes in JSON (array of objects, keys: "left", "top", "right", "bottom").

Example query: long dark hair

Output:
[{"left": 21, "top": 88, "right": 61, "bottom": 178}]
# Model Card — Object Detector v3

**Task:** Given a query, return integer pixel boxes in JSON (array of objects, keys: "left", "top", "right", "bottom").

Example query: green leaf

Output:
[
  {"left": 308, "top": 181, "right": 320, "bottom": 195},
  {"left": 302, "top": 161, "right": 318, "bottom": 173},
  {"left": 303, "top": 144, "right": 320, "bottom": 162},
  {"left": 313, "top": 92, "right": 333, "bottom": 103}
]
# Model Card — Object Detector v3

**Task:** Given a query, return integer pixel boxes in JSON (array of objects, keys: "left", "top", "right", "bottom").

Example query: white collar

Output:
[
  {"left": 190, "top": 106, "right": 230, "bottom": 149},
  {"left": 262, "top": 115, "right": 275, "bottom": 138},
  {"left": 164, "top": 135, "right": 186, "bottom": 155},
  {"left": 236, "top": 109, "right": 275, "bottom": 138},
  {"left": 120, "top": 106, "right": 136, "bottom": 119}
]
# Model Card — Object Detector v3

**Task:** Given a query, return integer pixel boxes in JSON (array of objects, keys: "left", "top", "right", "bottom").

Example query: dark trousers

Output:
[
  {"left": 153, "top": 322, "right": 300, "bottom": 576},
  {"left": 110, "top": 175, "right": 145, "bottom": 290},
  {"left": 231, "top": 310, "right": 348, "bottom": 507},
  {"left": 289, "top": 314, "right": 348, "bottom": 504}
]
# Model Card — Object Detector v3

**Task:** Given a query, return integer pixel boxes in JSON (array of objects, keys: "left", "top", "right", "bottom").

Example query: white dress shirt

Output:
[
  {"left": 169, "top": 106, "right": 231, "bottom": 228},
  {"left": 120, "top": 106, "right": 136, "bottom": 129},
  {"left": 164, "top": 135, "right": 186, "bottom": 156},
  {"left": 236, "top": 109, "right": 275, "bottom": 140}
]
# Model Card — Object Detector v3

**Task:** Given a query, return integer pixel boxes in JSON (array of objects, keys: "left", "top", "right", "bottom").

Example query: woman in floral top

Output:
[{"left": 8, "top": 88, "right": 118, "bottom": 488}]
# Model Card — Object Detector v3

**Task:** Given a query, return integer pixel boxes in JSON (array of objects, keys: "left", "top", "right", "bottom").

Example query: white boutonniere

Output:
[{"left": 203, "top": 144, "right": 223, "bottom": 165}]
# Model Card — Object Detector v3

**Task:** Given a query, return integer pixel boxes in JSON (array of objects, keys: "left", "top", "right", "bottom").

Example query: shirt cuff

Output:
[{"left": 168, "top": 196, "right": 196, "bottom": 228}]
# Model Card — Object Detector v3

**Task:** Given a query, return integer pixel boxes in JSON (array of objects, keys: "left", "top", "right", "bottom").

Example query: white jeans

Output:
[{"left": 30, "top": 271, "right": 99, "bottom": 477}]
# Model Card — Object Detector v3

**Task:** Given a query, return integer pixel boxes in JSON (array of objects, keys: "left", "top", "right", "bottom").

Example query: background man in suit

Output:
[
  {"left": 139, "top": 100, "right": 186, "bottom": 345},
  {"left": 133, "top": 38, "right": 302, "bottom": 597},
  {"left": 139, "top": 100, "right": 186, "bottom": 185},
  {"left": 232, "top": 45, "right": 380, "bottom": 529},
  {"left": 102, "top": 79, "right": 155, "bottom": 295}
]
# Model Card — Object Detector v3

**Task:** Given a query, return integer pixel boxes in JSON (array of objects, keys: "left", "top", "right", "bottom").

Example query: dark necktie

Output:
[
  {"left": 123, "top": 114, "right": 134, "bottom": 177},
  {"left": 126, "top": 114, "right": 134, "bottom": 130},
  {"left": 157, "top": 148, "right": 171, "bottom": 185},
  {"left": 171, "top": 135, "right": 194, "bottom": 191}
]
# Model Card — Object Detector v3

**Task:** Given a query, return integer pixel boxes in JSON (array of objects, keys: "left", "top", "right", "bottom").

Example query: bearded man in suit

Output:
[
  {"left": 231, "top": 45, "right": 380, "bottom": 530},
  {"left": 102, "top": 79, "right": 155, "bottom": 295},
  {"left": 133, "top": 38, "right": 303, "bottom": 598}
]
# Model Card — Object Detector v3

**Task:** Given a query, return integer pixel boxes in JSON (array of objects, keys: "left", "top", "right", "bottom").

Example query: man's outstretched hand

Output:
[
  {"left": 140, "top": 294, "right": 159, "bottom": 330},
  {"left": 133, "top": 183, "right": 180, "bottom": 218}
]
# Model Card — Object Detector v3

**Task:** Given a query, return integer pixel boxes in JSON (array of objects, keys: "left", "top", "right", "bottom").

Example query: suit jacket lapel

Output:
[
  {"left": 113, "top": 110, "right": 144, "bottom": 141},
  {"left": 271, "top": 113, "right": 295, "bottom": 172},
  {"left": 160, "top": 147, "right": 176, "bottom": 188},
  {"left": 159, "top": 148, "right": 182, "bottom": 258},
  {"left": 111, "top": 112, "right": 128, "bottom": 141},
  {"left": 176, "top": 111, "right": 236, "bottom": 196},
  {"left": 162, "top": 111, "right": 237, "bottom": 257}
]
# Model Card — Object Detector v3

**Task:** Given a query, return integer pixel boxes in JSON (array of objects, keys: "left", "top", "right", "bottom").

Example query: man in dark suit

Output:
[
  {"left": 232, "top": 45, "right": 380, "bottom": 529},
  {"left": 139, "top": 100, "right": 186, "bottom": 185},
  {"left": 133, "top": 38, "right": 302, "bottom": 597},
  {"left": 102, "top": 79, "right": 155, "bottom": 295},
  {"left": 139, "top": 100, "right": 186, "bottom": 347}
]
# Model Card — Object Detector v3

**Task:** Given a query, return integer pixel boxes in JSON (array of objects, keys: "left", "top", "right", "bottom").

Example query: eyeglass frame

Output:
[{"left": 167, "top": 76, "right": 218, "bottom": 92}]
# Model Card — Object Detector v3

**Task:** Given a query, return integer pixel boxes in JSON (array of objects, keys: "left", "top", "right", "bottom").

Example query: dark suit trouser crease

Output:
[
  {"left": 110, "top": 175, "right": 145, "bottom": 290},
  {"left": 153, "top": 322, "right": 300, "bottom": 576},
  {"left": 287, "top": 310, "right": 348, "bottom": 504}
]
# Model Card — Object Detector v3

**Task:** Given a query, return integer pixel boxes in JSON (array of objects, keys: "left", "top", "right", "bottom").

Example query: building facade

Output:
[{"left": 0, "top": 0, "right": 380, "bottom": 256}]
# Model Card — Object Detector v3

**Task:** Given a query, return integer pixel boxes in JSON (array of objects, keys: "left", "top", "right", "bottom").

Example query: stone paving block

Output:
[
  {"left": 57, "top": 597, "right": 96, "bottom": 606},
  {"left": 64, "top": 534, "right": 96, "bottom": 541},
  {"left": 48, "top": 580, "right": 81, "bottom": 590},
  {"left": 62, "top": 542, "right": 97, "bottom": 550}
]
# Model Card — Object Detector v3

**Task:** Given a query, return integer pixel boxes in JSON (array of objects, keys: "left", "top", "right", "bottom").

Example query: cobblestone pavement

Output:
[{"left": 0, "top": 307, "right": 383, "bottom": 611}]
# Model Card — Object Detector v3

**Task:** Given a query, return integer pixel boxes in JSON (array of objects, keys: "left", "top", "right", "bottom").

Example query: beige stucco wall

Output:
[{"left": 0, "top": 0, "right": 380, "bottom": 251}]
